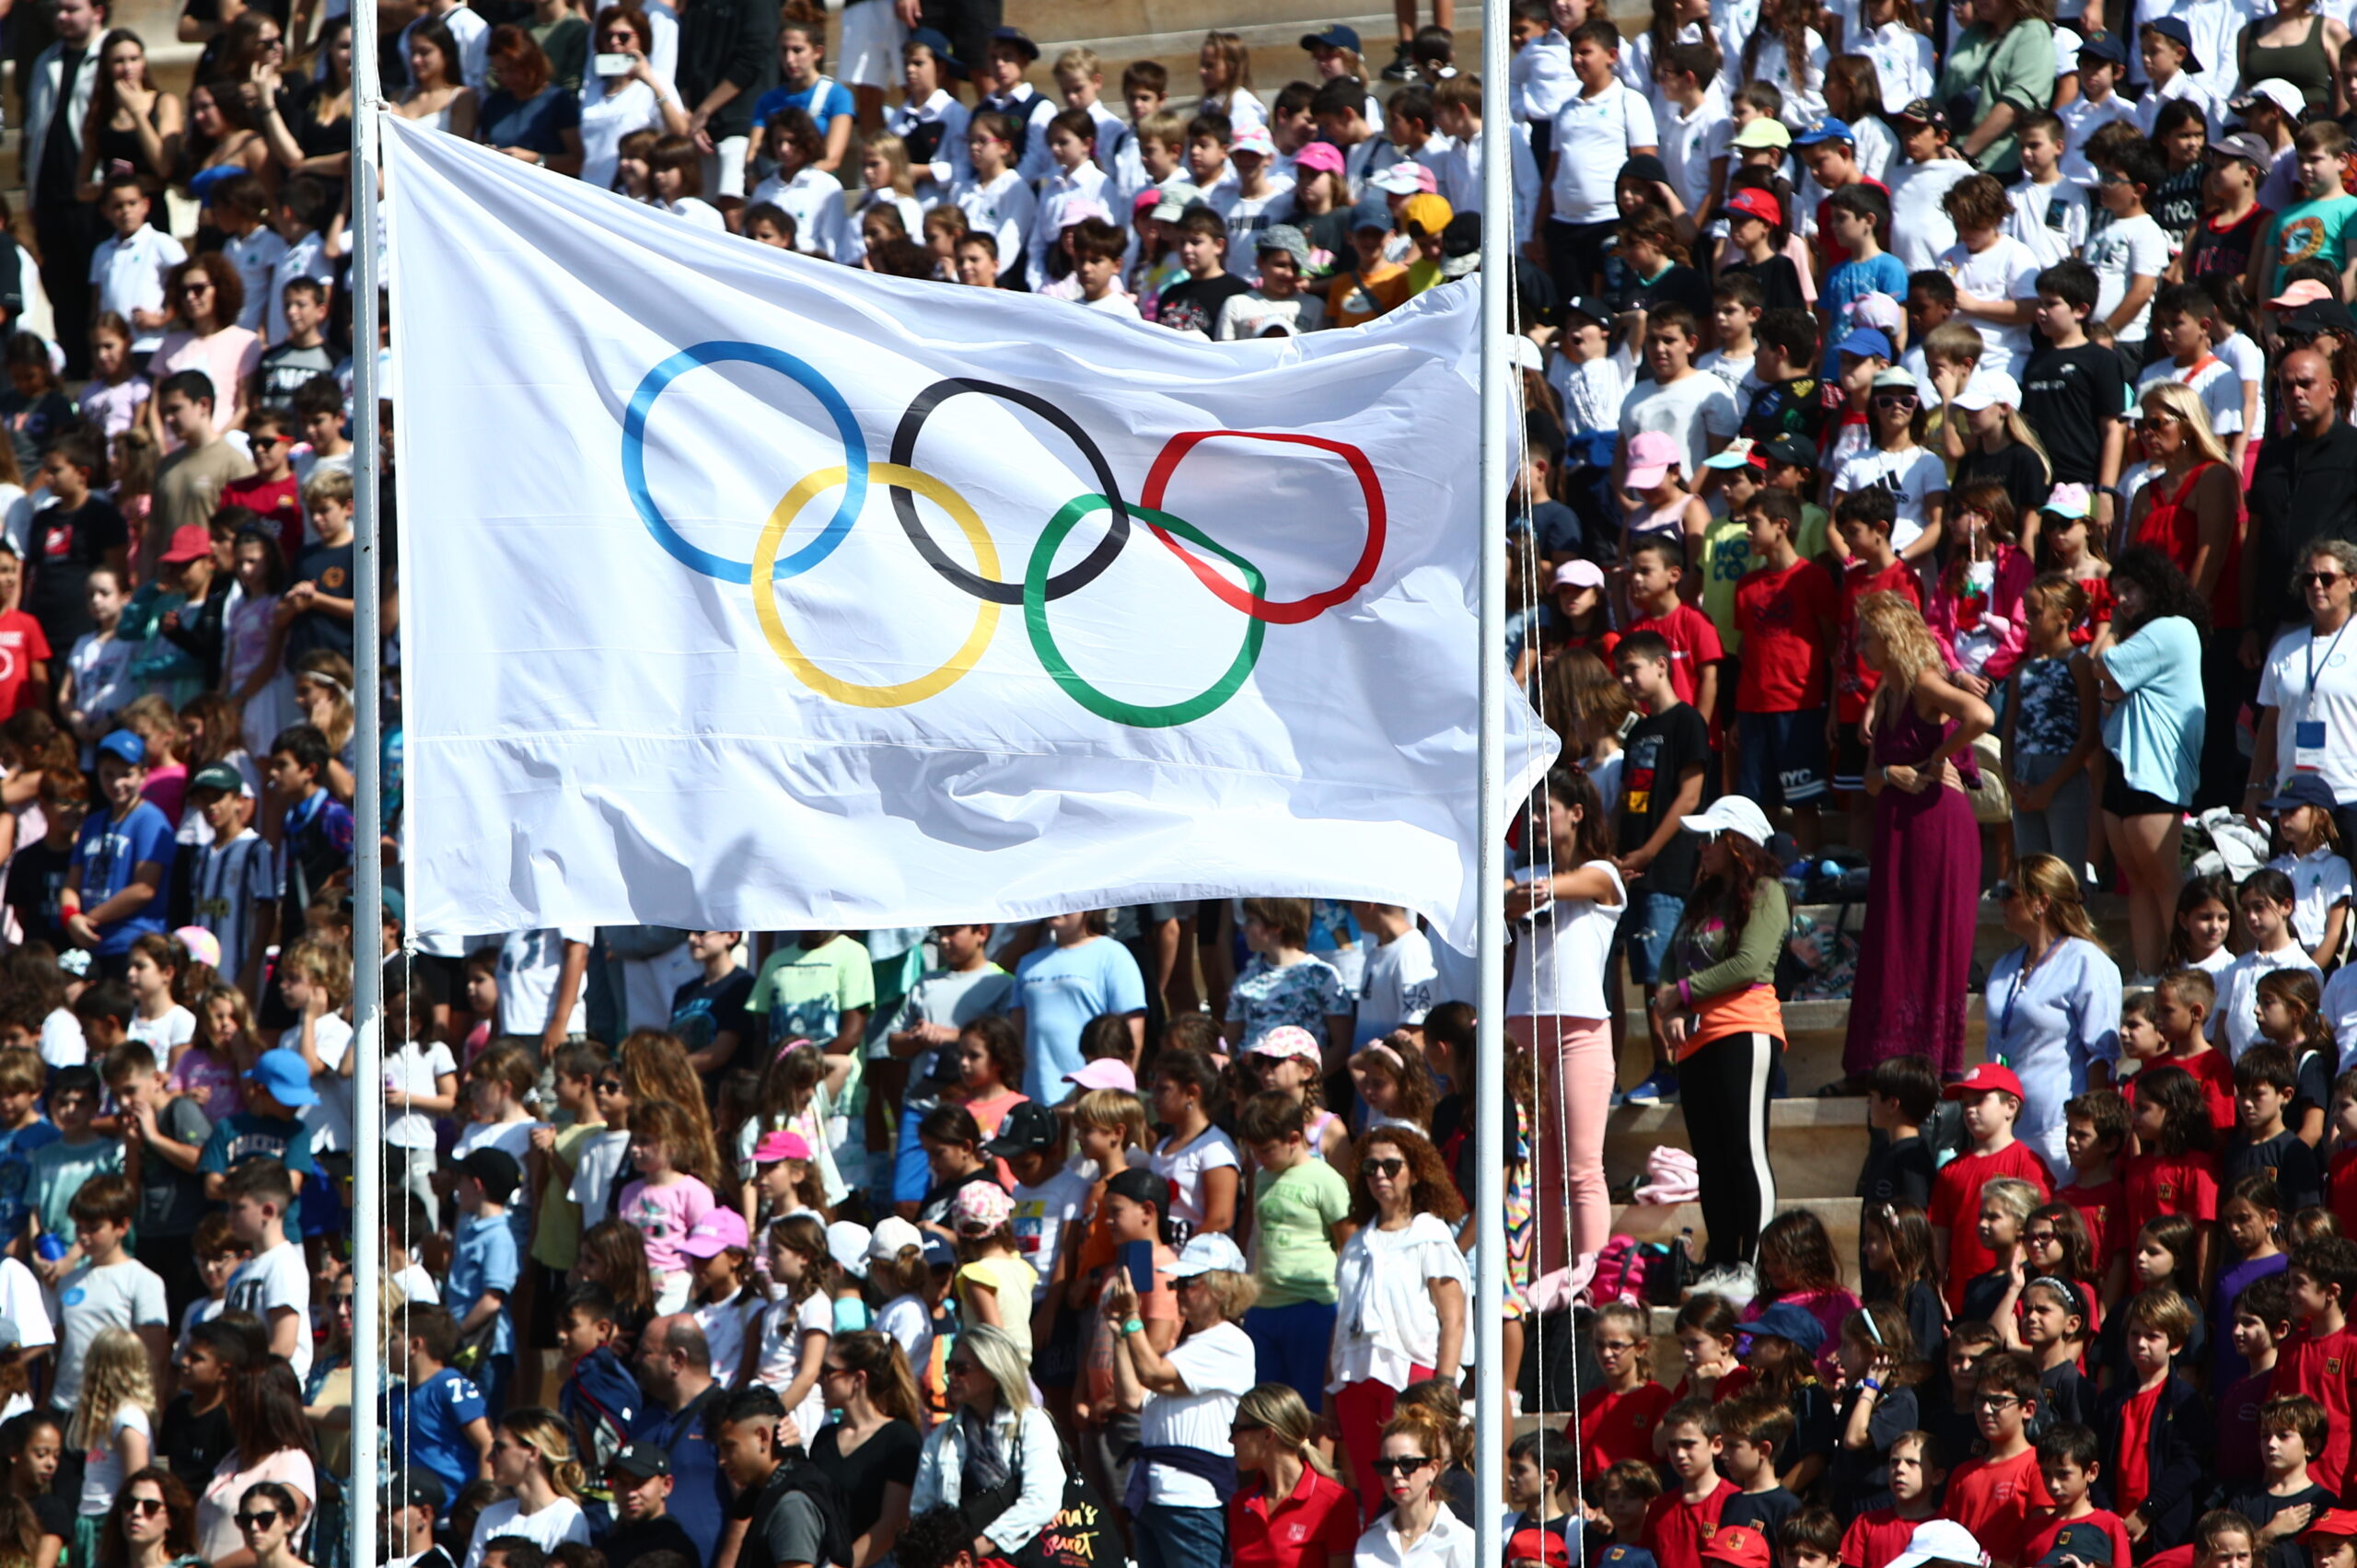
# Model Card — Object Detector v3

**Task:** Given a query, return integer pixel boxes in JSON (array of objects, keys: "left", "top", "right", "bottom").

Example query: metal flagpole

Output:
[
  {"left": 346, "top": 4, "right": 390, "bottom": 1560},
  {"left": 1474, "top": 0, "right": 1513, "bottom": 1560}
]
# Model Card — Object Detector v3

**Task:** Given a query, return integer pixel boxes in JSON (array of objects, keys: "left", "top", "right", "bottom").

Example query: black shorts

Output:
[
  {"left": 2102, "top": 770, "right": 2185, "bottom": 819},
  {"left": 1832, "top": 721, "right": 1871, "bottom": 793},
  {"left": 1736, "top": 709, "right": 1830, "bottom": 807}
]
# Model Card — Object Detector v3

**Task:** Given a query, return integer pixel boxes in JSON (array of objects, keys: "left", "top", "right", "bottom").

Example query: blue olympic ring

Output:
[{"left": 621, "top": 342, "right": 868, "bottom": 586}]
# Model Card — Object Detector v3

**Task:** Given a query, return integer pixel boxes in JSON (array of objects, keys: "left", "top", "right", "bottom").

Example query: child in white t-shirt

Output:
[
  {"left": 70, "top": 1328, "right": 154, "bottom": 1535},
  {"left": 277, "top": 937, "right": 354, "bottom": 1160},
  {"left": 123, "top": 935, "right": 194, "bottom": 1058}
]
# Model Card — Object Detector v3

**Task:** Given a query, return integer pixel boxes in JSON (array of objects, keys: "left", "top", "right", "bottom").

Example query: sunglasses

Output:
[
  {"left": 127, "top": 1498, "right": 167, "bottom": 1517},
  {"left": 1372, "top": 1456, "right": 1434, "bottom": 1476},
  {"left": 235, "top": 1511, "right": 280, "bottom": 1531},
  {"left": 2304, "top": 570, "right": 2347, "bottom": 587},
  {"left": 592, "top": 1077, "right": 625, "bottom": 1093},
  {"left": 1364, "top": 1156, "right": 1406, "bottom": 1179},
  {"left": 1873, "top": 392, "right": 1919, "bottom": 407},
  {"left": 2134, "top": 414, "right": 2181, "bottom": 430},
  {"left": 1230, "top": 1422, "right": 1266, "bottom": 1438},
  {"left": 944, "top": 1359, "right": 978, "bottom": 1376}
]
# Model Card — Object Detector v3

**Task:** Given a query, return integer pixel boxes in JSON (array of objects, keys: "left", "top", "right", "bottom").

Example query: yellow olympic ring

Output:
[{"left": 751, "top": 463, "right": 1001, "bottom": 708}]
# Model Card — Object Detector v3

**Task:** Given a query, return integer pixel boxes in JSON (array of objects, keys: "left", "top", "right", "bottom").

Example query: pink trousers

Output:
[{"left": 1510, "top": 1012, "right": 1617, "bottom": 1277}]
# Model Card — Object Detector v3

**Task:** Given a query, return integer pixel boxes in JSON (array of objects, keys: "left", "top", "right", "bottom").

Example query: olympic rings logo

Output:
[{"left": 620, "top": 342, "right": 1389, "bottom": 728}]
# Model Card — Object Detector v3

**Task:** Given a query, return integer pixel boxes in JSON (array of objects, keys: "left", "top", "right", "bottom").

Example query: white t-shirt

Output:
[
  {"left": 79, "top": 1404, "right": 151, "bottom": 1516},
  {"left": 2220, "top": 331, "right": 2269, "bottom": 436},
  {"left": 1618, "top": 371, "right": 1741, "bottom": 484},
  {"left": 383, "top": 1039, "right": 458, "bottom": 1149},
  {"left": 1855, "top": 20, "right": 1936, "bottom": 109},
  {"left": 222, "top": 228, "right": 288, "bottom": 334},
  {"left": 754, "top": 1291, "right": 830, "bottom": 1439},
  {"left": 2061, "top": 91, "right": 2137, "bottom": 158},
  {"left": 1358, "top": 930, "right": 1442, "bottom": 1048},
  {"left": 1148, "top": 1126, "right": 1242, "bottom": 1232},
  {"left": 948, "top": 168, "right": 1037, "bottom": 273},
  {"left": 52, "top": 1259, "right": 168, "bottom": 1414},
  {"left": 1656, "top": 91, "right": 1734, "bottom": 222},
  {"left": 498, "top": 927, "right": 594, "bottom": 1038},
  {"left": 873, "top": 1292, "right": 931, "bottom": 1369},
  {"left": 127, "top": 1005, "right": 195, "bottom": 1056},
  {"left": 568, "top": 1128, "right": 634, "bottom": 1228},
  {"left": 0, "top": 1258, "right": 52, "bottom": 1353},
  {"left": 39, "top": 1008, "right": 82, "bottom": 1070},
  {"left": 88, "top": 226, "right": 186, "bottom": 353},
  {"left": 1139, "top": 1320, "right": 1257, "bottom": 1506},
  {"left": 462, "top": 1498, "right": 591, "bottom": 1568},
  {"left": 1549, "top": 81, "right": 1659, "bottom": 225},
  {"left": 696, "top": 1289, "right": 756, "bottom": 1389},
  {"left": 2272, "top": 844, "right": 2355, "bottom": 956},
  {"left": 393, "top": 1261, "right": 440, "bottom": 1306},
  {"left": 2260, "top": 623, "right": 2357, "bottom": 805},
  {"left": 1939, "top": 235, "right": 2042, "bottom": 377},
  {"left": 2217, "top": 944, "right": 2323, "bottom": 1058},
  {"left": 1887, "top": 157, "right": 1974, "bottom": 272},
  {"left": 1507, "top": 861, "right": 1626, "bottom": 1022},
  {"left": 747, "top": 166, "right": 852, "bottom": 261},
  {"left": 226, "top": 1240, "right": 312, "bottom": 1383},
  {"left": 282, "top": 1012, "right": 354, "bottom": 1153},
  {"left": 2136, "top": 353, "right": 2246, "bottom": 436},
  {"left": 1831, "top": 444, "right": 1950, "bottom": 551},
  {"left": 2085, "top": 212, "right": 2169, "bottom": 343},
  {"left": 1011, "top": 1162, "right": 1092, "bottom": 1301},
  {"left": 2005, "top": 178, "right": 2091, "bottom": 268}
]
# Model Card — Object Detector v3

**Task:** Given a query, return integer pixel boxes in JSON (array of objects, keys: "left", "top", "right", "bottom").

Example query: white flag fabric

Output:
[{"left": 384, "top": 119, "right": 1554, "bottom": 949}]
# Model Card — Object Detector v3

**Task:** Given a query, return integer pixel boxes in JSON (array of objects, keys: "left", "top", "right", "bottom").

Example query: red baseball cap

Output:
[
  {"left": 1945, "top": 1062, "right": 2025, "bottom": 1101},
  {"left": 1510, "top": 1530, "right": 1573, "bottom": 1568},
  {"left": 2306, "top": 1511, "right": 2357, "bottom": 1542},
  {"left": 159, "top": 524, "right": 215, "bottom": 566},
  {"left": 1724, "top": 187, "right": 1782, "bottom": 227},
  {"left": 1702, "top": 1525, "right": 1773, "bottom": 1568}
]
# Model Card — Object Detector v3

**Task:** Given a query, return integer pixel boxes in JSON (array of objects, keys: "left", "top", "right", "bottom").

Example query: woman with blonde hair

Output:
[
  {"left": 1842, "top": 592, "right": 1996, "bottom": 1081},
  {"left": 462, "top": 1409, "right": 591, "bottom": 1568},
  {"left": 2126, "top": 381, "right": 2238, "bottom": 601},
  {"left": 1228, "top": 1384, "right": 1354, "bottom": 1568},
  {"left": 910, "top": 1325, "right": 1064, "bottom": 1562}
]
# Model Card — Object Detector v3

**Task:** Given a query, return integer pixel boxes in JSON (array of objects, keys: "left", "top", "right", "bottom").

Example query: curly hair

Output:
[
  {"left": 2108, "top": 544, "right": 2211, "bottom": 639},
  {"left": 1349, "top": 1126, "right": 1463, "bottom": 1225}
]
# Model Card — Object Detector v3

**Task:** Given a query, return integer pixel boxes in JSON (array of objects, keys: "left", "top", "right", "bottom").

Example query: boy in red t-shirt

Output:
[
  {"left": 1942, "top": 1351, "right": 2052, "bottom": 1566},
  {"left": 2327, "top": 1068, "right": 2357, "bottom": 1238},
  {"left": 1929, "top": 1063, "right": 2054, "bottom": 1311},
  {"left": 1627, "top": 539, "right": 1723, "bottom": 718},
  {"left": 2278, "top": 1237, "right": 2357, "bottom": 1496},
  {"left": 1840, "top": 1433, "right": 1947, "bottom": 1568},
  {"left": 1642, "top": 1398, "right": 1738, "bottom": 1568},
  {"left": 1732, "top": 487, "right": 1839, "bottom": 850},
  {"left": 1829, "top": 485, "right": 1922, "bottom": 840},
  {"left": 0, "top": 545, "right": 52, "bottom": 722},
  {"left": 222, "top": 407, "right": 304, "bottom": 562},
  {"left": 2061, "top": 1088, "right": 2131, "bottom": 1298},
  {"left": 2149, "top": 969, "right": 2235, "bottom": 1133},
  {"left": 2096, "top": 1289, "right": 2203, "bottom": 1551},
  {"left": 2022, "top": 1423, "right": 2133, "bottom": 1568}
]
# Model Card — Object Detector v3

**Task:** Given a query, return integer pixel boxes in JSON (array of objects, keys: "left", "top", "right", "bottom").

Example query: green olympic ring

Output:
[{"left": 1022, "top": 494, "right": 1266, "bottom": 728}]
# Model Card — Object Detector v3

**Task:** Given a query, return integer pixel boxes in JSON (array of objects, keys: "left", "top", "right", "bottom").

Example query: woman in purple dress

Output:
[{"left": 1843, "top": 591, "right": 1997, "bottom": 1081}]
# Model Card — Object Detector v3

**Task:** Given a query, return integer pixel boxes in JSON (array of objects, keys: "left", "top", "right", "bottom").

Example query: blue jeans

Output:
[
  {"left": 1136, "top": 1502, "right": 1226, "bottom": 1568},
  {"left": 1621, "top": 890, "right": 1688, "bottom": 986}
]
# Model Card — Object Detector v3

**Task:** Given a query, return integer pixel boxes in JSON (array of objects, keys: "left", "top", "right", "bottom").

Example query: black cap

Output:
[
  {"left": 458, "top": 1147, "right": 522, "bottom": 1205},
  {"left": 982, "top": 1101, "right": 1062, "bottom": 1159},
  {"left": 1893, "top": 99, "right": 1948, "bottom": 129},
  {"left": 390, "top": 1472, "right": 446, "bottom": 1512},
  {"left": 1441, "top": 211, "right": 1481, "bottom": 260},
  {"left": 1106, "top": 1167, "right": 1164, "bottom": 1208},
  {"left": 988, "top": 26, "right": 1039, "bottom": 62},
  {"left": 2284, "top": 298, "right": 2357, "bottom": 342},
  {"left": 608, "top": 1444, "right": 671, "bottom": 1481},
  {"left": 1561, "top": 294, "right": 1609, "bottom": 326},
  {"left": 2077, "top": 29, "right": 2128, "bottom": 64},
  {"left": 1759, "top": 433, "right": 1819, "bottom": 469},
  {"left": 1620, "top": 153, "right": 1671, "bottom": 190}
]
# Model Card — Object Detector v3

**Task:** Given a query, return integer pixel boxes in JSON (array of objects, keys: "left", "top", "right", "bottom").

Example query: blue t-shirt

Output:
[
  {"left": 2100, "top": 613, "right": 2206, "bottom": 806},
  {"left": 69, "top": 799, "right": 173, "bottom": 955},
  {"left": 1818, "top": 252, "right": 1911, "bottom": 373},
  {"left": 477, "top": 86, "right": 581, "bottom": 157},
  {"left": 649, "top": 1387, "right": 729, "bottom": 1563},
  {"left": 0, "top": 1121, "right": 58, "bottom": 1245},
  {"left": 197, "top": 1112, "right": 315, "bottom": 1178},
  {"left": 392, "top": 1365, "right": 488, "bottom": 1504},
  {"left": 447, "top": 1211, "right": 519, "bottom": 1357},
  {"left": 1012, "top": 935, "right": 1147, "bottom": 1101},
  {"left": 748, "top": 75, "right": 855, "bottom": 135}
]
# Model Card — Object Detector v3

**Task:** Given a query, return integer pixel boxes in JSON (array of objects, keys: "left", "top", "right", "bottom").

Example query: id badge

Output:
[{"left": 2296, "top": 719, "right": 2330, "bottom": 772}]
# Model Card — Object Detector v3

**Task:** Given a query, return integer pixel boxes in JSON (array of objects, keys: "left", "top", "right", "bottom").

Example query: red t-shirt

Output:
[
  {"left": 1229, "top": 1463, "right": 1359, "bottom": 1568},
  {"left": 2023, "top": 1506, "right": 2135, "bottom": 1568},
  {"left": 1669, "top": 1365, "right": 1757, "bottom": 1403},
  {"left": 1631, "top": 601, "right": 1724, "bottom": 711},
  {"left": 1836, "top": 556, "right": 1924, "bottom": 723},
  {"left": 1642, "top": 1478, "right": 1737, "bottom": 1568},
  {"left": 1574, "top": 1380, "right": 1675, "bottom": 1476},
  {"left": 2123, "top": 1047, "right": 2235, "bottom": 1132},
  {"left": 1943, "top": 1446, "right": 2052, "bottom": 1568},
  {"left": 1839, "top": 1509, "right": 1923, "bottom": 1568},
  {"left": 2061, "top": 1176, "right": 2129, "bottom": 1278},
  {"left": 0, "top": 610, "right": 52, "bottom": 722},
  {"left": 2279, "top": 1322, "right": 2357, "bottom": 1494},
  {"left": 221, "top": 470, "right": 304, "bottom": 561},
  {"left": 2113, "top": 1382, "right": 2163, "bottom": 1515},
  {"left": 1734, "top": 558, "right": 1840, "bottom": 713},
  {"left": 1929, "top": 1141, "right": 2054, "bottom": 1311},
  {"left": 2124, "top": 1148, "right": 2220, "bottom": 1240},
  {"left": 2329, "top": 1143, "right": 2357, "bottom": 1238}
]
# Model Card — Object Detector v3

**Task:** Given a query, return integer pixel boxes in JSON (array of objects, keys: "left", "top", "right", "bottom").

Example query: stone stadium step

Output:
[{"left": 1604, "top": 1095, "right": 1873, "bottom": 1198}]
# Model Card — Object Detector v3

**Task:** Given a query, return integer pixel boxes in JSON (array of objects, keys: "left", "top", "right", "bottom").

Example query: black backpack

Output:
[{"left": 748, "top": 1458, "right": 855, "bottom": 1568}]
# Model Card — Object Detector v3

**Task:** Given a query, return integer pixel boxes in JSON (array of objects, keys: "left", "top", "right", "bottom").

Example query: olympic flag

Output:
[{"left": 384, "top": 119, "right": 1554, "bottom": 948}]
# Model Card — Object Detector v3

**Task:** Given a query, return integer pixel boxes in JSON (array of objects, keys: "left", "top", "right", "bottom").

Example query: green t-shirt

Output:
[
  {"left": 750, "top": 935, "right": 877, "bottom": 1115},
  {"left": 1251, "top": 1156, "right": 1352, "bottom": 1307},
  {"left": 1933, "top": 18, "right": 2055, "bottom": 178},
  {"left": 31, "top": 1134, "right": 124, "bottom": 1245},
  {"left": 2267, "top": 193, "right": 2357, "bottom": 297},
  {"left": 531, "top": 1120, "right": 604, "bottom": 1271}
]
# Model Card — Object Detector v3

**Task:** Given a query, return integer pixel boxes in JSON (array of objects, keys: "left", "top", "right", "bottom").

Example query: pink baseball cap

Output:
[
  {"left": 1247, "top": 1026, "right": 1324, "bottom": 1066},
  {"left": 1293, "top": 140, "right": 1345, "bottom": 177},
  {"left": 951, "top": 1179, "right": 1015, "bottom": 1234},
  {"left": 1624, "top": 430, "right": 1681, "bottom": 489},
  {"left": 753, "top": 1129, "right": 813, "bottom": 1164},
  {"left": 2272, "top": 279, "right": 2334, "bottom": 308},
  {"left": 1064, "top": 1058, "right": 1137, "bottom": 1093},
  {"left": 679, "top": 1207, "right": 751, "bottom": 1259},
  {"left": 1231, "top": 124, "right": 1275, "bottom": 158}
]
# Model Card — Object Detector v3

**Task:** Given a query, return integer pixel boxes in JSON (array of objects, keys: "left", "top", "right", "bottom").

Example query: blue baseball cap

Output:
[
  {"left": 1795, "top": 117, "right": 1855, "bottom": 146},
  {"left": 1836, "top": 327, "right": 1895, "bottom": 361},
  {"left": 96, "top": 730, "right": 144, "bottom": 766},
  {"left": 2265, "top": 772, "right": 2340, "bottom": 813},
  {"left": 2078, "top": 29, "right": 2128, "bottom": 65},
  {"left": 2140, "top": 16, "right": 2201, "bottom": 73},
  {"left": 1301, "top": 23, "right": 1362, "bottom": 52},
  {"left": 245, "top": 1047, "right": 319, "bottom": 1108},
  {"left": 1744, "top": 1301, "right": 1828, "bottom": 1355},
  {"left": 907, "top": 27, "right": 964, "bottom": 77}
]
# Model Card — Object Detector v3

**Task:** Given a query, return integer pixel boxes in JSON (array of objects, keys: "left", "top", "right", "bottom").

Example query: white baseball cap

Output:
[
  {"left": 1679, "top": 795, "right": 1774, "bottom": 848},
  {"left": 1165, "top": 1232, "right": 1249, "bottom": 1278},
  {"left": 1951, "top": 371, "right": 2022, "bottom": 412},
  {"left": 1887, "top": 1521, "right": 1991, "bottom": 1568}
]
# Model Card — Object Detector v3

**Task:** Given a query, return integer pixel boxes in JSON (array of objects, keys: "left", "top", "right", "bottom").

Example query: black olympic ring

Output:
[{"left": 888, "top": 377, "right": 1132, "bottom": 605}]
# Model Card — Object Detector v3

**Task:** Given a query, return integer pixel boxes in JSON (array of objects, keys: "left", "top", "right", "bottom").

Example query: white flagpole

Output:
[
  {"left": 1474, "top": 0, "right": 1512, "bottom": 1557},
  {"left": 347, "top": 3, "right": 389, "bottom": 1560}
]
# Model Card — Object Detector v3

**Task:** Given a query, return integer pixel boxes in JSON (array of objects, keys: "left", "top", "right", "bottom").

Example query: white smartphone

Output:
[{"left": 594, "top": 52, "right": 633, "bottom": 75}]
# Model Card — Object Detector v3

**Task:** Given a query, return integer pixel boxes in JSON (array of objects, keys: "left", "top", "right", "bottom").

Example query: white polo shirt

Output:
[{"left": 1548, "top": 78, "right": 1657, "bottom": 225}]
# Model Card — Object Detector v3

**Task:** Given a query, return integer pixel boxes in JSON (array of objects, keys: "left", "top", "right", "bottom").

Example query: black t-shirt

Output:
[
  {"left": 1157, "top": 273, "right": 1252, "bottom": 336},
  {"left": 2149, "top": 164, "right": 2204, "bottom": 250},
  {"left": 2227, "top": 1124, "right": 2325, "bottom": 1212},
  {"left": 139, "top": 1093, "right": 212, "bottom": 1237},
  {"left": 1721, "top": 1486, "right": 1801, "bottom": 1536},
  {"left": 1724, "top": 255, "right": 1807, "bottom": 315},
  {"left": 1953, "top": 440, "right": 2052, "bottom": 521},
  {"left": 2020, "top": 342, "right": 2127, "bottom": 488},
  {"left": 669, "top": 968, "right": 755, "bottom": 1068},
  {"left": 917, "top": 1165, "right": 1002, "bottom": 1230},
  {"left": 158, "top": 1392, "right": 234, "bottom": 1491},
  {"left": 809, "top": 1420, "right": 921, "bottom": 1541},
  {"left": 256, "top": 342, "right": 337, "bottom": 410},
  {"left": 2227, "top": 1482, "right": 2338, "bottom": 1568},
  {"left": 2185, "top": 206, "right": 2270, "bottom": 284},
  {"left": 1855, "top": 1131, "right": 1935, "bottom": 1210},
  {"left": 605, "top": 1515, "right": 702, "bottom": 1568},
  {"left": 1515, "top": 498, "right": 1586, "bottom": 563},
  {"left": 1627, "top": 261, "right": 1713, "bottom": 325},
  {"left": 1615, "top": 703, "right": 1710, "bottom": 898},
  {"left": 286, "top": 537, "right": 355, "bottom": 659},
  {"left": 28, "top": 494, "right": 128, "bottom": 647},
  {"left": 5, "top": 837, "right": 69, "bottom": 952},
  {"left": 1741, "top": 373, "right": 1829, "bottom": 447}
]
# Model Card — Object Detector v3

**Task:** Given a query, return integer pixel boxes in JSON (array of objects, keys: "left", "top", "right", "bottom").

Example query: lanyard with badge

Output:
[{"left": 2297, "top": 615, "right": 2354, "bottom": 772}]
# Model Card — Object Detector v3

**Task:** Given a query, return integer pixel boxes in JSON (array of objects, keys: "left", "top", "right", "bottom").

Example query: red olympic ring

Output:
[{"left": 1137, "top": 430, "right": 1386, "bottom": 625}]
